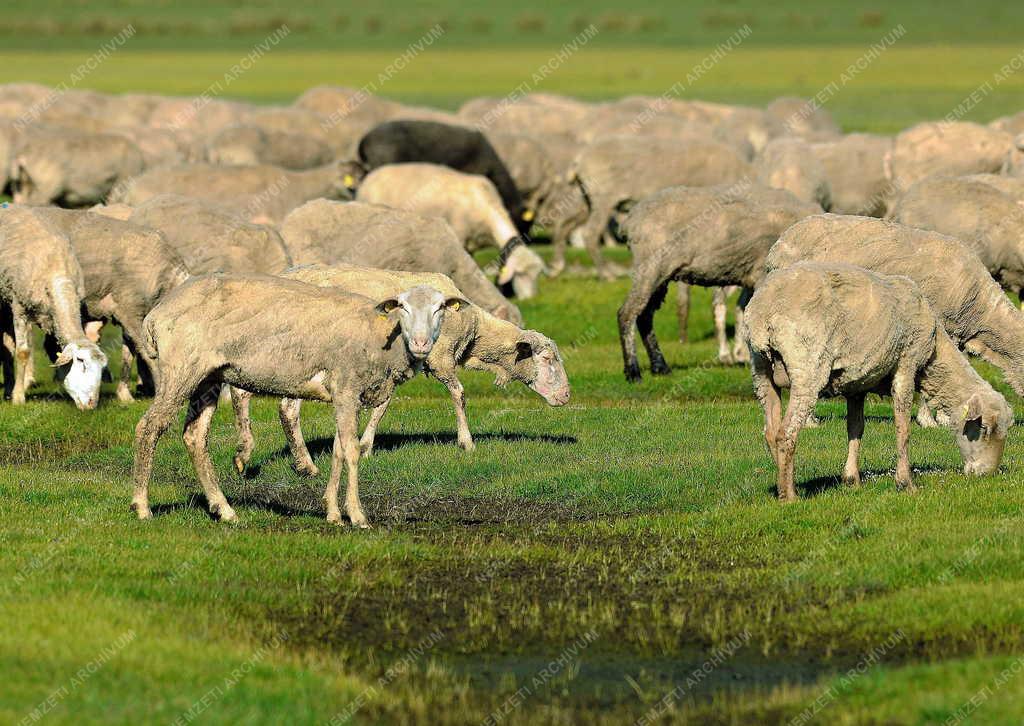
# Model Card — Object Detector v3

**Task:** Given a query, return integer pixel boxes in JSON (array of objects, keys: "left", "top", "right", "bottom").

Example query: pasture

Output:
[{"left": 5, "top": 2, "right": 1024, "bottom": 723}]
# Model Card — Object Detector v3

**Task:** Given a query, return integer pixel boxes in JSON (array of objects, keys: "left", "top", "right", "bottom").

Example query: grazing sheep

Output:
[
  {"left": 888, "top": 176, "right": 1024, "bottom": 300},
  {"left": 570, "top": 135, "right": 752, "bottom": 278},
  {"left": 767, "top": 214, "right": 1024, "bottom": 401},
  {"left": 357, "top": 119, "right": 530, "bottom": 233},
  {"left": 355, "top": 163, "right": 546, "bottom": 299},
  {"left": 205, "top": 125, "right": 334, "bottom": 170},
  {"left": 279, "top": 200, "right": 523, "bottom": 325},
  {"left": 231, "top": 263, "right": 570, "bottom": 474},
  {"left": 763, "top": 96, "right": 842, "bottom": 141},
  {"left": 0, "top": 205, "right": 107, "bottom": 408},
  {"left": 109, "top": 160, "right": 366, "bottom": 225},
  {"left": 10, "top": 128, "right": 145, "bottom": 207},
  {"left": 809, "top": 133, "right": 893, "bottom": 216},
  {"left": 486, "top": 132, "right": 553, "bottom": 217},
  {"left": 885, "top": 122, "right": 1020, "bottom": 191},
  {"left": 30, "top": 207, "right": 190, "bottom": 401},
  {"left": 617, "top": 183, "right": 821, "bottom": 381},
  {"left": 131, "top": 274, "right": 463, "bottom": 527},
  {"left": 124, "top": 195, "right": 292, "bottom": 275},
  {"left": 456, "top": 95, "right": 592, "bottom": 141},
  {"left": 746, "top": 262, "right": 1013, "bottom": 501},
  {"left": 753, "top": 137, "right": 831, "bottom": 209}
]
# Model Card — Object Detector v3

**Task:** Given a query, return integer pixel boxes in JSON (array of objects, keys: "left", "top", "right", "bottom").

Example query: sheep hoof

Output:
[
  {"left": 131, "top": 501, "right": 153, "bottom": 520},
  {"left": 351, "top": 519, "right": 372, "bottom": 530},
  {"left": 548, "top": 261, "right": 565, "bottom": 278},
  {"left": 359, "top": 441, "right": 374, "bottom": 458},
  {"left": 717, "top": 352, "right": 734, "bottom": 365},
  {"left": 777, "top": 489, "right": 797, "bottom": 503},
  {"left": 897, "top": 479, "right": 917, "bottom": 493},
  {"left": 842, "top": 473, "right": 861, "bottom": 488},
  {"left": 804, "top": 415, "right": 821, "bottom": 429},
  {"left": 624, "top": 366, "right": 642, "bottom": 383},
  {"left": 116, "top": 387, "right": 135, "bottom": 404},
  {"left": 326, "top": 511, "right": 344, "bottom": 525},
  {"left": 650, "top": 361, "right": 671, "bottom": 376},
  {"left": 458, "top": 439, "right": 476, "bottom": 452},
  {"left": 296, "top": 463, "right": 321, "bottom": 477},
  {"left": 233, "top": 456, "right": 246, "bottom": 475},
  {"left": 214, "top": 503, "right": 238, "bottom": 523}
]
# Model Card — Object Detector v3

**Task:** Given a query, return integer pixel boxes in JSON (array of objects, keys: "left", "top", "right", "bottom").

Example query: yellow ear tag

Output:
[
  {"left": 522, "top": 209, "right": 535, "bottom": 222},
  {"left": 499, "top": 266, "right": 508, "bottom": 277},
  {"left": 451, "top": 301, "right": 460, "bottom": 311},
  {"left": 343, "top": 174, "right": 355, "bottom": 188},
  {"left": 378, "top": 313, "right": 388, "bottom": 319}
]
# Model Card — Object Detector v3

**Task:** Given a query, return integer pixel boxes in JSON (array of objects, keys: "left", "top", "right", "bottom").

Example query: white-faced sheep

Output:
[
  {"left": 617, "top": 183, "right": 822, "bottom": 381},
  {"left": 746, "top": 262, "right": 1013, "bottom": 501},
  {"left": 354, "top": 163, "right": 546, "bottom": 299},
  {"left": 0, "top": 205, "right": 107, "bottom": 408},
  {"left": 131, "top": 274, "right": 465, "bottom": 527},
  {"left": 230, "top": 263, "right": 570, "bottom": 475},
  {"left": 279, "top": 199, "right": 522, "bottom": 325}
]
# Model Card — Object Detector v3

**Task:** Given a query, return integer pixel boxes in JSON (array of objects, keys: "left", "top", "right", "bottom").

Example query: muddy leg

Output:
[
  {"left": 228, "top": 387, "right": 255, "bottom": 474},
  {"left": 676, "top": 283, "right": 690, "bottom": 344},
  {"left": 325, "top": 399, "right": 367, "bottom": 528},
  {"left": 280, "top": 398, "right": 319, "bottom": 476},
  {"left": 637, "top": 282, "right": 670, "bottom": 376},
  {"left": 842, "top": 393, "right": 865, "bottom": 487},
  {"left": 618, "top": 273, "right": 668, "bottom": 383},
  {"left": 891, "top": 373, "right": 916, "bottom": 492},
  {"left": 775, "top": 372, "right": 826, "bottom": 502},
  {"left": 183, "top": 381, "right": 237, "bottom": 522}
]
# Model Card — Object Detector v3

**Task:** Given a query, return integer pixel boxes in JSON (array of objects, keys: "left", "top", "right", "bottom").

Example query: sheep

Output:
[
  {"left": 357, "top": 119, "right": 530, "bottom": 233},
  {"left": 617, "top": 183, "right": 822, "bottom": 381},
  {"left": 28, "top": 207, "right": 190, "bottom": 402},
  {"left": 354, "top": 163, "right": 546, "bottom": 300},
  {"left": 123, "top": 195, "right": 292, "bottom": 275},
  {"left": 885, "top": 121, "right": 1020, "bottom": 191},
  {"left": 888, "top": 176, "right": 1024, "bottom": 301},
  {"left": 130, "top": 274, "right": 463, "bottom": 527},
  {"left": 962, "top": 173, "right": 1024, "bottom": 205},
  {"left": 569, "top": 135, "right": 752, "bottom": 279},
  {"left": 230, "top": 263, "right": 570, "bottom": 474},
  {"left": 753, "top": 137, "right": 831, "bottom": 209},
  {"left": 746, "top": 262, "right": 1013, "bottom": 501},
  {"left": 279, "top": 200, "right": 523, "bottom": 325},
  {"left": 0, "top": 205, "right": 107, "bottom": 409},
  {"left": 456, "top": 95, "right": 592, "bottom": 140},
  {"left": 109, "top": 160, "right": 366, "bottom": 225},
  {"left": 809, "top": 133, "right": 893, "bottom": 216},
  {"left": 205, "top": 124, "right": 334, "bottom": 170},
  {"left": 486, "top": 131, "right": 554, "bottom": 218},
  {"left": 767, "top": 214, "right": 1024, "bottom": 403},
  {"left": 10, "top": 127, "right": 145, "bottom": 207},
  {"left": 763, "top": 96, "right": 842, "bottom": 141}
]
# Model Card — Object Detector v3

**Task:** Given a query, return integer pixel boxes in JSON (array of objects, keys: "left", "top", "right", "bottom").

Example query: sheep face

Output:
[
  {"left": 497, "top": 244, "right": 545, "bottom": 299},
  {"left": 955, "top": 392, "right": 1013, "bottom": 476},
  {"left": 377, "top": 284, "right": 467, "bottom": 360},
  {"left": 333, "top": 160, "right": 368, "bottom": 199},
  {"left": 516, "top": 332, "right": 570, "bottom": 406},
  {"left": 56, "top": 341, "right": 107, "bottom": 410}
]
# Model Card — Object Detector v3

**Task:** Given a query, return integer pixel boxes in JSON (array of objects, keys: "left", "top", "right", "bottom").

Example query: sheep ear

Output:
[
  {"left": 375, "top": 298, "right": 400, "bottom": 318},
  {"left": 497, "top": 264, "right": 515, "bottom": 285},
  {"left": 444, "top": 297, "right": 469, "bottom": 312},
  {"left": 53, "top": 347, "right": 73, "bottom": 367},
  {"left": 964, "top": 395, "right": 983, "bottom": 422},
  {"left": 515, "top": 340, "right": 533, "bottom": 362}
]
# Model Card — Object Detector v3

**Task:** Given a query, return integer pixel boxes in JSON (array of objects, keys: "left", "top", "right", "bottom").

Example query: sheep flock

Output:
[{"left": 4, "top": 81, "right": 1024, "bottom": 520}]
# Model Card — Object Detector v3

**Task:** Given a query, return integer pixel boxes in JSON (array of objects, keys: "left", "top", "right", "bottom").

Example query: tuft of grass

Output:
[{"left": 513, "top": 13, "right": 545, "bottom": 33}]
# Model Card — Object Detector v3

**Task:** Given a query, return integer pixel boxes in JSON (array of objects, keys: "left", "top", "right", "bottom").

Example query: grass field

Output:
[{"left": 5, "top": 1, "right": 1024, "bottom": 722}]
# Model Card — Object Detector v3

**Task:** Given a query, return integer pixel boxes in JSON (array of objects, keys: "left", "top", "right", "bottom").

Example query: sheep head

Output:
[
  {"left": 54, "top": 339, "right": 108, "bottom": 411},
  {"left": 955, "top": 391, "right": 1014, "bottom": 476},
  {"left": 376, "top": 284, "right": 467, "bottom": 361},
  {"left": 515, "top": 330, "right": 570, "bottom": 406}
]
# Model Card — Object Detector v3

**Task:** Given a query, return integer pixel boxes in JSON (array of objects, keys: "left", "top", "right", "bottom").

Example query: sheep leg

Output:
[
  {"left": 577, "top": 196, "right": 614, "bottom": 279},
  {"left": 731, "top": 287, "right": 753, "bottom": 364},
  {"left": 436, "top": 371, "right": 473, "bottom": 451},
  {"left": 891, "top": 372, "right": 916, "bottom": 492},
  {"left": 618, "top": 274, "right": 665, "bottom": 382},
  {"left": 1, "top": 306, "right": 14, "bottom": 400},
  {"left": 229, "top": 387, "right": 255, "bottom": 474},
  {"left": 131, "top": 382, "right": 194, "bottom": 519},
  {"left": 549, "top": 223, "right": 567, "bottom": 277},
  {"left": 10, "top": 303, "right": 31, "bottom": 406},
  {"left": 358, "top": 398, "right": 391, "bottom": 457},
  {"left": 676, "top": 284, "right": 690, "bottom": 344},
  {"left": 713, "top": 287, "right": 733, "bottom": 365},
  {"left": 279, "top": 398, "right": 319, "bottom": 476},
  {"left": 915, "top": 395, "right": 939, "bottom": 428},
  {"left": 325, "top": 399, "right": 368, "bottom": 528},
  {"left": 183, "top": 381, "right": 237, "bottom": 522},
  {"left": 23, "top": 329, "right": 36, "bottom": 389},
  {"left": 638, "top": 281, "right": 670, "bottom": 376},
  {"left": 117, "top": 344, "right": 136, "bottom": 403},
  {"left": 751, "top": 351, "right": 783, "bottom": 468},
  {"left": 842, "top": 393, "right": 865, "bottom": 487},
  {"left": 776, "top": 372, "right": 826, "bottom": 502}
]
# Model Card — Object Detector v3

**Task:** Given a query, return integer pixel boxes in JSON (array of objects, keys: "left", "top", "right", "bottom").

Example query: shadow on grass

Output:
[{"left": 797, "top": 464, "right": 950, "bottom": 497}]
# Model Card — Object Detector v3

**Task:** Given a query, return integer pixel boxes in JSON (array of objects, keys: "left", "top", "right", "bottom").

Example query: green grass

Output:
[{"left": 4, "top": 246, "right": 1024, "bottom": 724}]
